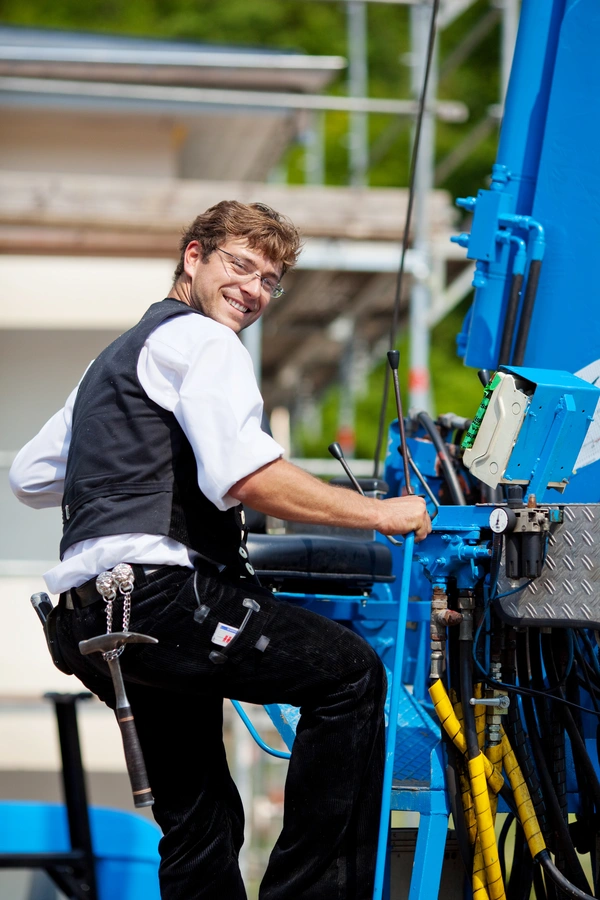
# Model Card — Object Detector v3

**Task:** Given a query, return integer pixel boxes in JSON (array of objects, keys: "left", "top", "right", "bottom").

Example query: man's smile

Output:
[{"left": 225, "top": 296, "right": 252, "bottom": 314}]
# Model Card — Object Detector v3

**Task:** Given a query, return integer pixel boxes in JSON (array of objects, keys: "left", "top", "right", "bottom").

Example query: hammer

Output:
[{"left": 79, "top": 631, "right": 157, "bottom": 808}]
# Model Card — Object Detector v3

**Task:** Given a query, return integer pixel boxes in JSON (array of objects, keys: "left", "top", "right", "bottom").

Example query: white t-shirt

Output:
[{"left": 9, "top": 313, "right": 284, "bottom": 595}]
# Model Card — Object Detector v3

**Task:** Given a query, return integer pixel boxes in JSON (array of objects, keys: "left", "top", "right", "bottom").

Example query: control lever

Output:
[
  {"left": 386, "top": 351, "right": 439, "bottom": 518},
  {"left": 327, "top": 441, "right": 402, "bottom": 546},
  {"left": 327, "top": 441, "right": 366, "bottom": 496}
]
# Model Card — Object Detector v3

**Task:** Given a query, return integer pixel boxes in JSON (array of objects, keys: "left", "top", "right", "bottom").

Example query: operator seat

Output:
[{"left": 246, "top": 477, "right": 394, "bottom": 594}]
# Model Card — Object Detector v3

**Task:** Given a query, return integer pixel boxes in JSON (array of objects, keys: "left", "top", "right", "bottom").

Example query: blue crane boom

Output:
[{"left": 456, "top": 0, "right": 600, "bottom": 502}]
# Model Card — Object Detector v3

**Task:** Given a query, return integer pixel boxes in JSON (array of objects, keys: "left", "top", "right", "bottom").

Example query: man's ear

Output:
[{"left": 183, "top": 240, "right": 202, "bottom": 279}]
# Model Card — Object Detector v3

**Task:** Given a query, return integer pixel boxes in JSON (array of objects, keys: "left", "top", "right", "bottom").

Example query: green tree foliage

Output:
[
  {"left": 0, "top": 0, "right": 500, "bottom": 195},
  {"left": 0, "top": 0, "right": 501, "bottom": 455}
]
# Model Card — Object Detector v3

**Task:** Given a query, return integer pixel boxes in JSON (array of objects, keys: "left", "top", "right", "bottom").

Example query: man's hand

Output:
[{"left": 374, "top": 495, "right": 432, "bottom": 543}]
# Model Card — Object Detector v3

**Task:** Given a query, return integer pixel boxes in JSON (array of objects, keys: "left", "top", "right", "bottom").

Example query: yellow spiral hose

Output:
[
  {"left": 429, "top": 680, "right": 504, "bottom": 793},
  {"left": 472, "top": 836, "right": 490, "bottom": 900},
  {"left": 501, "top": 730, "right": 546, "bottom": 858},
  {"left": 468, "top": 753, "right": 506, "bottom": 900}
]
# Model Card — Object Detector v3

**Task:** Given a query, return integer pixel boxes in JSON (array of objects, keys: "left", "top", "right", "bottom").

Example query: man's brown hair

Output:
[{"left": 173, "top": 200, "right": 302, "bottom": 282}]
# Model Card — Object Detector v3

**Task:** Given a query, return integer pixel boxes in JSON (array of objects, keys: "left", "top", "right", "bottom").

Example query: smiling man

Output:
[{"left": 10, "top": 200, "right": 431, "bottom": 900}]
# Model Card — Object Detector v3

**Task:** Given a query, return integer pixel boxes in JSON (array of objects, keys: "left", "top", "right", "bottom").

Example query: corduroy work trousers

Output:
[{"left": 55, "top": 562, "right": 386, "bottom": 900}]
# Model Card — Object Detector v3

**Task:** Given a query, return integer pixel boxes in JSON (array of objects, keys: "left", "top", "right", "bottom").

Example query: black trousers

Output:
[{"left": 55, "top": 564, "right": 386, "bottom": 900}]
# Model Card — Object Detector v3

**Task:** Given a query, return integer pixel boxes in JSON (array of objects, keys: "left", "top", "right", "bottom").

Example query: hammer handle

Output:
[{"left": 116, "top": 705, "right": 154, "bottom": 808}]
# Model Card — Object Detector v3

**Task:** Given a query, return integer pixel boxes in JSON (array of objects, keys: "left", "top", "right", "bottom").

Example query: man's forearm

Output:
[
  {"left": 230, "top": 458, "right": 379, "bottom": 528},
  {"left": 229, "top": 458, "right": 432, "bottom": 541}
]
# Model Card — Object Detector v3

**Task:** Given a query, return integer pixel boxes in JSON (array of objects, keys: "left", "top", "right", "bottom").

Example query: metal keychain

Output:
[{"left": 95, "top": 562, "right": 135, "bottom": 660}]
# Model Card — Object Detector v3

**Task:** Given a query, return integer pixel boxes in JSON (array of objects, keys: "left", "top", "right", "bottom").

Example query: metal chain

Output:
[
  {"left": 95, "top": 563, "right": 135, "bottom": 660},
  {"left": 112, "top": 563, "right": 134, "bottom": 634}
]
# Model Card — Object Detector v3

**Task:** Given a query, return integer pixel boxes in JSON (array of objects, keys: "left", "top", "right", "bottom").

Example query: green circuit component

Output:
[{"left": 461, "top": 373, "right": 502, "bottom": 451}]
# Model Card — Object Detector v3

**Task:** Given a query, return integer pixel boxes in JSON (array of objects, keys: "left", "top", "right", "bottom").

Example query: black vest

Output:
[{"left": 60, "top": 299, "right": 243, "bottom": 568}]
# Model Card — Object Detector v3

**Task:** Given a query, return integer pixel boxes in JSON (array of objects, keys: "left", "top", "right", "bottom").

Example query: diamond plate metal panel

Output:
[{"left": 496, "top": 504, "right": 600, "bottom": 628}]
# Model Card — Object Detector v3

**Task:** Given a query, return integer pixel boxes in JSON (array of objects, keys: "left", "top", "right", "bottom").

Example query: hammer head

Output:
[{"left": 79, "top": 631, "right": 158, "bottom": 656}]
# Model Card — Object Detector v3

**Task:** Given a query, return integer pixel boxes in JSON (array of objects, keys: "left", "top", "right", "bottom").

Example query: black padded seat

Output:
[{"left": 247, "top": 534, "right": 394, "bottom": 594}]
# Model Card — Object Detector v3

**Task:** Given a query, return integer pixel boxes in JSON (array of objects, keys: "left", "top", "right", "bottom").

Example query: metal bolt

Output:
[{"left": 469, "top": 695, "right": 510, "bottom": 709}]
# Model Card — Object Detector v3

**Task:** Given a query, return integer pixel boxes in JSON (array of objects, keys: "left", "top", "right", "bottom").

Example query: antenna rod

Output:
[{"left": 387, "top": 351, "right": 413, "bottom": 495}]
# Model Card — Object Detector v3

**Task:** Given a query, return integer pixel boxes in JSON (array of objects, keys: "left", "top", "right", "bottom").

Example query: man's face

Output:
[{"left": 184, "top": 237, "right": 282, "bottom": 333}]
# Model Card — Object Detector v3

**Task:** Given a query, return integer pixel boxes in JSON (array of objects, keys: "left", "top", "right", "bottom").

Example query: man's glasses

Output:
[{"left": 216, "top": 248, "right": 285, "bottom": 299}]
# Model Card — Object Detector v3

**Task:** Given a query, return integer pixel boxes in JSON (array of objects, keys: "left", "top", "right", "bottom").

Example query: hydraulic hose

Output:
[
  {"left": 511, "top": 259, "right": 542, "bottom": 366},
  {"left": 537, "top": 851, "right": 596, "bottom": 900},
  {"left": 445, "top": 737, "right": 475, "bottom": 872},
  {"left": 486, "top": 742, "right": 503, "bottom": 822},
  {"left": 498, "top": 272, "right": 524, "bottom": 367},
  {"left": 504, "top": 689, "right": 551, "bottom": 846},
  {"left": 530, "top": 633, "right": 573, "bottom": 886},
  {"left": 542, "top": 637, "right": 600, "bottom": 818},
  {"left": 460, "top": 640, "right": 479, "bottom": 760},
  {"left": 520, "top": 691, "right": 590, "bottom": 891},
  {"left": 529, "top": 631, "right": 569, "bottom": 835},
  {"left": 497, "top": 732, "right": 542, "bottom": 900},
  {"left": 515, "top": 634, "right": 592, "bottom": 893},
  {"left": 429, "top": 679, "right": 504, "bottom": 794},
  {"left": 499, "top": 731, "right": 598, "bottom": 900},
  {"left": 500, "top": 731, "right": 546, "bottom": 858},
  {"left": 474, "top": 682, "right": 487, "bottom": 752},
  {"left": 532, "top": 865, "right": 549, "bottom": 900},
  {"left": 459, "top": 763, "right": 478, "bottom": 847},
  {"left": 499, "top": 728, "right": 597, "bottom": 900},
  {"left": 468, "top": 752, "right": 506, "bottom": 900},
  {"left": 508, "top": 832, "right": 534, "bottom": 900},
  {"left": 416, "top": 410, "right": 467, "bottom": 506},
  {"left": 498, "top": 813, "right": 514, "bottom": 887},
  {"left": 460, "top": 641, "right": 506, "bottom": 900},
  {"left": 489, "top": 533, "right": 503, "bottom": 606},
  {"left": 473, "top": 837, "right": 489, "bottom": 900}
]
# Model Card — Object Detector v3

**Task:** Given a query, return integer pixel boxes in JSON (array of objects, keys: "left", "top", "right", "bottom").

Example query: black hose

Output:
[
  {"left": 543, "top": 638, "right": 600, "bottom": 819},
  {"left": 503, "top": 670, "right": 552, "bottom": 845},
  {"left": 489, "top": 532, "right": 503, "bottom": 600},
  {"left": 459, "top": 639, "right": 479, "bottom": 760},
  {"left": 579, "top": 631, "right": 600, "bottom": 682},
  {"left": 499, "top": 813, "right": 515, "bottom": 886},
  {"left": 444, "top": 737, "right": 474, "bottom": 877},
  {"left": 416, "top": 410, "right": 467, "bottom": 506},
  {"left": 534, "top": 863, "right": 551, "bottom": 900},
  {"left": 574, "top": 634, "right": 600, "bottom": 694},
  {"left": 498, "top": 271, "right": 524, "bottom": 367},
  {"left": 530, "top": 632, "right": 569, "bottom": 831},
  {"left": 537, "top": 851, "right": 596, "bottom": 900},
  {"left": 516, "top": 634, "right": 592, "bottom": 894},
  {"left": 512, "top": 259, "right": 542, "bottom": 366},
  {"left": 509, "top": 833, "right": 535, "bottom": 900}
]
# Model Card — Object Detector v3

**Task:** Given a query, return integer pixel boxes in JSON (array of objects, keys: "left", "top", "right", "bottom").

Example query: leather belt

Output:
[{"left": 65, "top": 564, "right": 164, "bottom": 609}]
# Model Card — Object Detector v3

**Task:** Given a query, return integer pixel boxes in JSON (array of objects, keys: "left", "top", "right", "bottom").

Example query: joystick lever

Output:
[
  {"left": 328, "top": 441, "right": 365, "bottom": 496},
  {"left": 386, "top": 351, "right": 439, "bottom": 517},
  {"left": 327, "top": 441, "right": 402, "bottom": 546}
]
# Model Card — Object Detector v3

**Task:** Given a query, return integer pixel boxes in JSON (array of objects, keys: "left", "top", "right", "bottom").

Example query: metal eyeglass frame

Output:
[{"left": 216, "top": 247, "right": 285, "bottom": 299}]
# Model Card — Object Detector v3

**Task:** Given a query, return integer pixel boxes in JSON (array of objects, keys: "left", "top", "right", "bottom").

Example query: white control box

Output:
[{"left": 462, "top": 373, "right": 530, "bottom": 488}]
